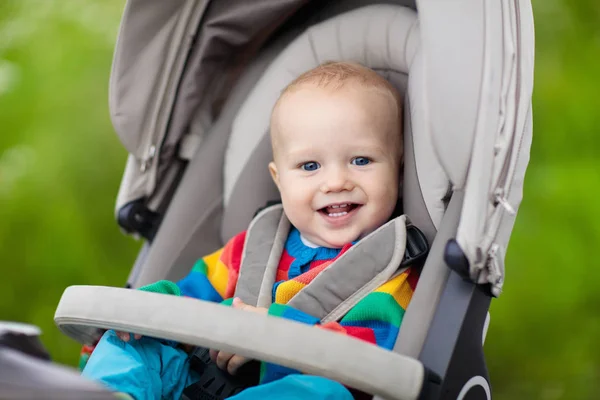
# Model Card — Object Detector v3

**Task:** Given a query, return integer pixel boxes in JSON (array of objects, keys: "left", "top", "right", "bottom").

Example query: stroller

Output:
[{"left": 6, "top": 0, "right": 537, "bottom": 399}]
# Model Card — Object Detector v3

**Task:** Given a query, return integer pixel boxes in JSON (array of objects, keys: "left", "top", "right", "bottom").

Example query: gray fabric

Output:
[
  {"left": 0, "top": 347, "right": 115, "bottom": 400},
  {"left": 131, "top": 116, "right": 226, "bottom": 286},
  {"left": 55, "top": 286, "right": 425, "bottom": 400},
  {"left": 417, "top": 0, "right": 484, "bottom": 188},
  {"left": 112, "top": 0, "right": 307, "bottom": 213},
  {"left": 220, "top": 134, "right": 280, "bottom": 243},
  {"left": 393, "top": 191, "right": 464, "bottom": 358},
  {"left": 225, "top": 5, "right": 417, "bottom": 205},
  {"left": 113, "top": 0, "right": 535, "bottom": 298},
  {"left": 115, "top": 154, "right": 151, "bottom": 218},
  {"left": 102, "top": 2, "right": 535, "bottom": 393},
  {"left": 235, "top": 206, "right": 408, "bottom": 322},
  {"left": 146, "top": 158, "right": 186, "bottom": 212},
  {"left": 234, "top": 205, "right": 289, "bottom": 307},
  {"left": 403, "top": 43, "right": 452, "bottom": 234},
  {"left": 130, "top": 40, "right": 284, "bottom": 286},
  {"left": 111, "top": 0, "right": 307, "bottom": 156},
  {"left": 485, "top": 105, "right": 533, "bottom": 295},
  {"left": 114, "top": 0, "right": 211, "bottom": 216},
  {"left": 0, "top": 322, "right": 41, "bottom": 337},
  {"left": 289, "top": 217, "right": 407, "bottom": 322},
  {"left": 113, "top": 0, "right": 418, "bottom": 218},
  {"left": 110, "top": 0, "right": 207, "bottom": 157},
  {"left": 223, "top": 5, "right": 450, "bottom": 247},
  {"left": 113, "top": 0, "right": 417, "bottom": 157},
  {"left": 131, "top": 22, "right": 303, "bottom": 286},
  {"left": 454, "top": 0, "right": 535, "bottom": 295},
  {"left": 256, "top": 210, "right": 291, "bottom": 308},
  {"left": 125, "top": 242, "right": 151, "bottom": 288},
  {"left": 163, "top": 0, "right": 311, "bottom": 168},
  {"left": 403, "top": 93, "right": 438, "bottom": 244}
]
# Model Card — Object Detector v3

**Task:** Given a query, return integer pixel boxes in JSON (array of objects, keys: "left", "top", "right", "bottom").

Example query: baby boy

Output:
[{"left": 82, "top": 61, "right": 418, "bottom": 400}]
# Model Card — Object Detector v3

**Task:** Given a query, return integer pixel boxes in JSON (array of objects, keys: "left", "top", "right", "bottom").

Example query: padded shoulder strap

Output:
[
  {"left": 288, "top": 216, "right": 408, "bottom": 322},
  {"left": 235, "top": 205, "right": 425, "bottom": 325},
  {"left": 234, "top": 204, "right": 289, "bottom": 307}
]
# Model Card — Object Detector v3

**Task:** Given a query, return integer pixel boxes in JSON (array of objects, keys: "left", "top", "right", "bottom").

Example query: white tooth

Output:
[
  {"left": 331, "top": 205, "right": 339, "bottom": 209},
  {"left": 340, "top": 203, "right": 347, "bottom": 208},
  {"left": 328, "top": 211, "right": 348, "bottom": 217}
]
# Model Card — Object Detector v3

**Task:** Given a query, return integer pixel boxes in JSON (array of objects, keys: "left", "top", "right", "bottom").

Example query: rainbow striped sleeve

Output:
[
  {"left": 260, "top": 303, "right": 320, "bottom": 384},
  {"left": 259, "top": 268, "right": 418, "bottom": 384},
  {"left": 267, "top": 267, "right": 418, "bottom": 350},
  {"left": 173, "top": 231, "right": 247, "bottom": 302},
  {"left": 326, "top": 267, "right": 419, "bottom": 350},
  {"left": 268, "top": 303, "right": 320, "bottom": 325}
]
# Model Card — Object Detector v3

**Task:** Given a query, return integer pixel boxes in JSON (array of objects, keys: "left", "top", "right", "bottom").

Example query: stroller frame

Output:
[{"left": 34, "top": 0, "right": 535, "bottom": 399}]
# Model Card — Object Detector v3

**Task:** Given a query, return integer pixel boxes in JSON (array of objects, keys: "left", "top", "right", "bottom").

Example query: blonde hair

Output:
[
  {"left": 271, "top": 61, "right": 403, "bottom": 160},
  {"left": 282, "top": 61, "right": 401, "bottom": 101}
]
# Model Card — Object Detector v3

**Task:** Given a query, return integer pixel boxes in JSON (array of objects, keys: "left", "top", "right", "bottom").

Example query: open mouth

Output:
[{"left": 318, "top": 203, "right": 361, "bottom": 218}]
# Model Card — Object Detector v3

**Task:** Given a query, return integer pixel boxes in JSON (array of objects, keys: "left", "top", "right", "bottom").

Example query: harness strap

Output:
[
  {"left": 289, "top": 216, "right": 408, "bottom": 323},
  {"left": 235, "top": 205, "right": 416, "bottom": 323},
  {"left": 234, "top": 204, "right": 288, "bottom": 307}
]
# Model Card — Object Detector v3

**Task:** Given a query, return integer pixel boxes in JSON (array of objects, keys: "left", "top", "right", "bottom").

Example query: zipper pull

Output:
[
  {"left": 487, "top": 244, "right": 504, "bottom": 297},
  {"left": 140, "top": 145, "right": 156, "bottom": 173},
  {"left": 494, "top": 188, "right": 516, "bottom": 216}
]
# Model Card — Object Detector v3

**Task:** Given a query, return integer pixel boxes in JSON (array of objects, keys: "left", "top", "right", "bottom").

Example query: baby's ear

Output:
[{"left": 268, "top": 161, "right": 280, "bottom": 189}]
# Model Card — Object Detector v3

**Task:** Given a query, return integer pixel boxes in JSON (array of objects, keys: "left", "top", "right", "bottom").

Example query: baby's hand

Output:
[
  {"left": 115, "top": 331, "right": 142, "bottom": 342},
  {"left": 210, "top": 297, "right": 267, "bottom": 375}
]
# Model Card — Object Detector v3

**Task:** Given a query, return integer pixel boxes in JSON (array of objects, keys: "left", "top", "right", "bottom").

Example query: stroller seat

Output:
[{"left": 54, "top": 1, "right": 534, "bottom": 399}]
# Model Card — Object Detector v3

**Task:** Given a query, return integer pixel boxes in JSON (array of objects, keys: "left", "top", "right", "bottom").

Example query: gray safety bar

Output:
[{"left": 55, "top": 286, "right": 428, "bottom": 400}]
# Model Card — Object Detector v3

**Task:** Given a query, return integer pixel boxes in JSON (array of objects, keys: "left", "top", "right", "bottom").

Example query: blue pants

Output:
[
  {"left": 229, "top": 375, "right": 354, "bottom": 400},
  {"left": 82, "top": 331, "right": 353, "bottom": 400}
]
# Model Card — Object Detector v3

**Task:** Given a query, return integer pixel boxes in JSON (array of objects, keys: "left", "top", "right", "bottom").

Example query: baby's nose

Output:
[{"left": 320, "top": 168, "right": 354, "bottom": 193}]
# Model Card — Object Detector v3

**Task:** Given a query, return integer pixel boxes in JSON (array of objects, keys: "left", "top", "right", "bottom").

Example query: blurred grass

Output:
[
  {"left": 0, "top": 1, "right": 599, "bottom": 399},
  {"left": 484, "top": 1, "right": 600, "bottom": 399},
  {"left": 0, "top": 1, "right": 137, "bottom": 365}
]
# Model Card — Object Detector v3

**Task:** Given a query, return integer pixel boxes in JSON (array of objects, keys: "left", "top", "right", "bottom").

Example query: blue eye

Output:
[
  {"left": 300, "top": 161, "right": 320, "bottom": 171},
  {"left": 351, "top": 157, "right": 371, "bottom": 166}
]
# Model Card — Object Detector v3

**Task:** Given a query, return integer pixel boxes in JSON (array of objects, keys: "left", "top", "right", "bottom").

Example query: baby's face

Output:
[{"left": 269, "top": 84, "right": 401, "bottom": 248}]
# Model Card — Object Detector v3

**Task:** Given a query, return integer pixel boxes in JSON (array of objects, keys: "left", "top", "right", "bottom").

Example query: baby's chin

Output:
[{"left": 310, "top": 231, "right": 363, "bottom": 249}]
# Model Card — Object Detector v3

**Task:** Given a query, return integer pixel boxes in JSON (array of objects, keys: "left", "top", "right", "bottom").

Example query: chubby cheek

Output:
[
  {"left": 368, "top": 181, "right": 398, "bottom": 218},
  {"left": 278, "top": 182, "right": 314, "bottom": 222}
]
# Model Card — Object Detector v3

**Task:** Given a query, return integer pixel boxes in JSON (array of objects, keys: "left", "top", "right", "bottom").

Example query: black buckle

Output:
[
  {"left": 401, "top": 225, "right": 429, "bottom": 267},
  {"left": 117, "top": 199, "right": 160, "bottom": 241},
  {"left": 182, "top": 347, "right": 259, "bottom": 400}
]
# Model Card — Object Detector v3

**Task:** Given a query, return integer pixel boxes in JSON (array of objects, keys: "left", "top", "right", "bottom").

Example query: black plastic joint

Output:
[
  {"left": 0, "top": 330, "right": 51, "bottom": 361},
  {"left": 444, "top": 239, "right": 470, "bottom": 279},
  {"left": 418, "top": 367, "right": 442, "bottom": 400},
  {"left": 117, "top": 199, "right": 160, "bottom": 241},
  {"left": 401, "top": 225, "right": 430, "bottom": 267}
]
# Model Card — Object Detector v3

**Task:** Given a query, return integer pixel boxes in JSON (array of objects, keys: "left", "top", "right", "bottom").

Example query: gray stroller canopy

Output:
[
  {"left": 111, "top": 0, "right": 533, "bottom": 296},
  {"left": 54, "top": 1, "right": 534, "bottom": 399}
]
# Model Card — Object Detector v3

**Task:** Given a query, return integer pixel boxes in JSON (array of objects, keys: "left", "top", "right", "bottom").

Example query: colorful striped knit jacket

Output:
[{"left": 142, "top": 227, "right": 419, "bottom": 384}]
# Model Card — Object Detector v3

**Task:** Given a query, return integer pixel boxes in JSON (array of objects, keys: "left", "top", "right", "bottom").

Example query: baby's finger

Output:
[
  {"left": 215, "top": 350, "right": 234, "bottom": 371},
  {"left": 232, "top": 298, "right": 267, "bottom": 314},
  {"left": 227, "top": 354, "right": 251, "bottom": 376},
  {"left": 209, "top": 349, "right": 218, "bottom": 363},
  {"left": 133, "top": 334, "right": 142, "bottom": 340},
  {"left": 116, "top": 331, "right": 130, "bottom": 342},
  {"left": 232, "top": 297, "right": 245, "bottom": 308}
]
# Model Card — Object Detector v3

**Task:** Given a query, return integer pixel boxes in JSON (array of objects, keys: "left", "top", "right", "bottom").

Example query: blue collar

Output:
[
  {"left": 285, "top": 228, "right": 342, "bottom": 260},
  {"left": 272, "top": 227, "right": 358, "bottom": 300},
  {"left": 284, "top": 228, "right": 347, "bottom": 280}
]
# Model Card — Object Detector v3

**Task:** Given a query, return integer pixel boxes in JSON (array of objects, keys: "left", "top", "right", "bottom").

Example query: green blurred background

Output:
[{"left": 0, "top": 1, "right": 598, "bottom": 399}]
